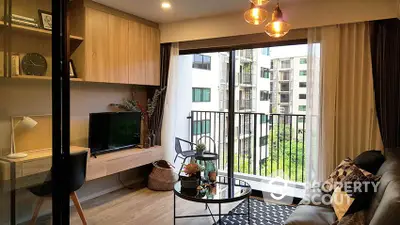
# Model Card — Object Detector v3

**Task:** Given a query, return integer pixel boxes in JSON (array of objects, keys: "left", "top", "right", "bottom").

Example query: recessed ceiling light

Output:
[{"left": 161, "top": 1, "right": 171, "bottom": 9}]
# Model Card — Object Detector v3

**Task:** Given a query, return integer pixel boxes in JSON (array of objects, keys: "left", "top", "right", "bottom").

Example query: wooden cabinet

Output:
[
  {"left": 85, "top": 8, "right": 109, "bottom": 83},
  {"left": 145, "top": 26, "right": 161, "bottom": 86},
  {"left": 128, "top": 21, "right": 147, "bottom": 85},
  {"left": 80, "top": 7, "right": 160, "bottom": 85},
  {"left": 108, "top": 14, "right": 129, "bottom": 84}
]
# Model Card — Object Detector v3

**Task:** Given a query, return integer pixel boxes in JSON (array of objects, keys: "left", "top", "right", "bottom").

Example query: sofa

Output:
[{"left": 285, "top": 150, "right": 400, "bottom": 225}]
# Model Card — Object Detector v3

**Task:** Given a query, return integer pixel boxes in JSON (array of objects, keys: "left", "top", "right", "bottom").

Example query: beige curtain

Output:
[{"left": 307, "top": 22, "right": 383, "bottom": 181}]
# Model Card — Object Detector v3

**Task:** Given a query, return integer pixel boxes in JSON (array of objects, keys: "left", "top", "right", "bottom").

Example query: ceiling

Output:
[{"left": 93, "top": 0, "right": 252, "bottom": 23}]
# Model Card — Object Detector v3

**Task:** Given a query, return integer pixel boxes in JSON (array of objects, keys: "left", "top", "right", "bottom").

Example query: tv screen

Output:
[{"left": 89, "top": 112, "right": 141, "bottom": 155}]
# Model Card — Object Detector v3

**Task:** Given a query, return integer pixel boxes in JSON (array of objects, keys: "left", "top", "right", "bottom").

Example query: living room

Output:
[{"left": 0, "top": 0, "right": 399, "bottom": 225}]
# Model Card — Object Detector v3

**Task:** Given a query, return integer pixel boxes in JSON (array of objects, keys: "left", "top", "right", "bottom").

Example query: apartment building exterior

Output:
[{"left": 183, "top": 45, "right": 307, "bottom": 173}]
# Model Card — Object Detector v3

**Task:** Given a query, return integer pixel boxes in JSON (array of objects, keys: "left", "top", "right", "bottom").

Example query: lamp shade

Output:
[
  {"left": 265, "top": 3, "right": 291, "bottom": 38},
  {"left": 18, "top": 116, "right": 38, "bottom": 130},
  {"left": 249, "top": 0, "right": 269, "bottom": 6},
  {"left": 244, "top": 4, "right": 268, "bottom": 25}
]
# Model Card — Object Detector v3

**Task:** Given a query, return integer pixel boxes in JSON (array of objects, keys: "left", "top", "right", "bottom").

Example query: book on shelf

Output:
[
  {"left": 11, "top": 14, "right": 35, "bottom": 22},
  {"left": 11, "top": 18, "right": 39, "bottom": 28},
  {"left": 11, "top": 55, "right": 20, "bottom": 76}
]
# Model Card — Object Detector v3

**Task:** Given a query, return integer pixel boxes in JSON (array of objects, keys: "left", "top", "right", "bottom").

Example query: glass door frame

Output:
[{"left": 52, "top": 0, "right": 71, "bottom": 224}]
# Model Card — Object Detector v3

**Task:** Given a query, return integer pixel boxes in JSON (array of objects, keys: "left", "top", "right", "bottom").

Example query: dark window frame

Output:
[
  {"left": 299, "top": 94, "right": 307, "bottom": 99},
  {"left": 261, "top": 67, "right": 270, "bottom": 78},
  {"left": 260, "top": 90, "right": 269, "bottom": 101}
]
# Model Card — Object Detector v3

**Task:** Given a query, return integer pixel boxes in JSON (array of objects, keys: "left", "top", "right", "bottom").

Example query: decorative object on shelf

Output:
[
  {"left": 244, "top": 3, "right": 268, "bottom": 25},
  {"left": 11, "top": 54, "right": 20, "bottom": 76},
  {"left": 21, "top": 53, "right": 47, "bottom": 76},
  {"left": 151, "top": 130, "right": 156, "bottom": 147},
  {"left": 196, "top": 143, "right": 206, "bottom": 155},
  {"left": 69, "top": 60, "right": 77, "bottom": 78},
  {"left": 38, "top": 10, "right": 52, "bottom": 30},
  {"left": 8, "top": 116, "right": 38, "bottom": 159},
  {"left": 250, "top": 0, "right": 269, "bottom": 6},
  {"left": 111, "top": 87, "right": 166, "bottom": 148},
  {"left": 148, "top": 160, "right": 178, "bottom": 191},
  {"left": 265, "top": 1, "right": 291, "bottom": 38}
]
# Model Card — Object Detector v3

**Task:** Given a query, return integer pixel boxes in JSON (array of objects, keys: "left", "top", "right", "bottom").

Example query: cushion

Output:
[
  {"left": 332, "top": 211, "right": 366, "bottom": 225},
  {"left": 331, "top": 187, "right": 354, "bottom": 220},
  {"left": 284, "top": 205, "right": 337, "bottom": 225},
  {"left": 354, "top": 150, "right": 385, "bottom": 175},
  {"left": 322, "top": 158, "right": 354, "bottom": 193}
]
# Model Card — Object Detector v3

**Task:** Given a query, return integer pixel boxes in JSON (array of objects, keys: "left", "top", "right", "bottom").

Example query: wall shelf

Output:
[
  {"left": 8, "top": 75, "right": 83, "bottom": 82},
  {"left": 0, "top": 21, "right": 84, "bottom": 53}
]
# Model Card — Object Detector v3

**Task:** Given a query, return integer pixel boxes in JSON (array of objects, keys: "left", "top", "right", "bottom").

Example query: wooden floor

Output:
[{"left": 34, "top": 188, "right": 243, "bottom": 225}]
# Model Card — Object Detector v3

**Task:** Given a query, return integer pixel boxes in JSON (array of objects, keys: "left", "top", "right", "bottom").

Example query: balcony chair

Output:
[
  {"left": 174, "top": 137, "right": 197, "bottom": 175},
  {"left": 29, "top": 151, "right": 88, "bottom": 225}
]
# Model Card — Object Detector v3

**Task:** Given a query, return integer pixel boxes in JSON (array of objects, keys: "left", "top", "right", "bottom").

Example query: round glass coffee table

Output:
[{"left": 173, "top": 176, "right": 252, "bottom": 225}]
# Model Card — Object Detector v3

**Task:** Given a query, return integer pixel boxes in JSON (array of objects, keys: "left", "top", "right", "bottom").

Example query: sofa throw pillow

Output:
[
  {"left": 354, "top": 150, "right": 385, "bottom": 175},
  {"left": 331, "top": 187, "right": 355, "bottom": 220},
  {"left": 322, "top": 158, "right": 354, "bottom": 193},
  {"left": 341, "top": 168, "right": 381, "bottom": 214},
  {"left": 332, "top": 210, "right": 366, "bottom": 225}
]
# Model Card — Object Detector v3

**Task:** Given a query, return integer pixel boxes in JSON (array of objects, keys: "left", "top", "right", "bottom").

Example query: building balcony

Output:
[{"left": 188, "top": 111, "right": 307, "bottom": 184}]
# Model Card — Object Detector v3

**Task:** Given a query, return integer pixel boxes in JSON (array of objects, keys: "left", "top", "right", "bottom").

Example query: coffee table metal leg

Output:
[
  {"left": 173, "top": 193, "right": 176, "bottom": 225},
  {"left": 219, "top": 203, "right": 222, "bottom": 224},
  {"left": 247, "top": 196, "right": 251, "bottom": 225}
]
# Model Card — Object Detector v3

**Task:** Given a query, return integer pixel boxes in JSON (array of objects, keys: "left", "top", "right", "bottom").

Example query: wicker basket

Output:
[{"left": 148, "top": 160, "right": 179, "bottom": 191}]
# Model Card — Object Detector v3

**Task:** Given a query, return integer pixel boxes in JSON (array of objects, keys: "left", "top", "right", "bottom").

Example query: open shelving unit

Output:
[{"left": 0, "top": 20, "right": 84, "bottom": 53}]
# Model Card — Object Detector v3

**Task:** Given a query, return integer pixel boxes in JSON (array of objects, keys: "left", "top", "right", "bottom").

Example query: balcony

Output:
[
  {"left": 189, "top": 111, "right": 306, "bottom": 183},
  {"left": 238, "top": 99, "right": 254, "bottom": 111}
]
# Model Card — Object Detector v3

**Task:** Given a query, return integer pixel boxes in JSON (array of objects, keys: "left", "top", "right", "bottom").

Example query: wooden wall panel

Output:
[
  {"left": 128, "top": 21, "right": 147, "bottom": 85},
  {"left": 85, "top": 8, "right": 109, "bottom": 82},
  {"left": 108, "top": 14, "right": 129, "bottom": 84}
]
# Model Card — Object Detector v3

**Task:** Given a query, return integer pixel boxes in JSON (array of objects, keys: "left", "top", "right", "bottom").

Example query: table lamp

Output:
[{"left": 7, "top": 116, "right": 38, "bottom": 159}]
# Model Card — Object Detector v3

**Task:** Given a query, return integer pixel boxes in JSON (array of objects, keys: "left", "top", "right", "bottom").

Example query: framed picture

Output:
[
  {"left": 69, "top": 60, "right": 77, "bottom": 78},
  {"left": 38, "top": 10, "right": 52, "bottom": 30}
]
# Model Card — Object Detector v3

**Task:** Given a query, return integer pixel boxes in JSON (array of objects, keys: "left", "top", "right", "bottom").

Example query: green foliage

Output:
[{"left": 196, "top": 143, "right": 207, "bottom": 154}]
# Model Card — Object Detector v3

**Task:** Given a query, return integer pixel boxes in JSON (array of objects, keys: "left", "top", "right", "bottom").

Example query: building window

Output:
[
  {"left": 260, "top": 136, "right": 267, "bottom": 146},
  {"left": 281, "top": 60, "right": 291, "bottom": 69},
  {"left": 260, "top": 115, "right": 268, "bottom": 124},
  {"left": 270, "top": 61, "right": 274, "bottom": 69},
  {"left": 262, "top": 48, "right": 270, "bottom": 56},
  {"left": 298, "top": 105, "right": 306, "bottom": 111},
  {"left": 260, "top": 91, "right": 269, "bottom": 101},
  {"left": 300, "top": 58, "right": 307, "bottom": 64},
  {"left": 193, "top": 54, "right": 211, "bottom": 70},
  {"left": 193, "top": 120, "right": 211, "bottom": 135},
  {"left": 299, "top": 94, "right": 307, "bottom": 99},
  {"left": 299, "top": 70, "right": 307, "bottom": 76},
  {"left": 299, "top": 82, "right": 307, "bottom": 88},
  {"left": 261, "top": 67, "right": 269, "bottom": 78},
  {"left": 192, "top": 88, "right": 211, "bottom": 102},
  {"left": 298, "top": 117, "right": 305, "bottom": 123}
]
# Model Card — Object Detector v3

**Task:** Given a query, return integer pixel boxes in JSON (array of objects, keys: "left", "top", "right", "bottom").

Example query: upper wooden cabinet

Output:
[
  {"left": 108, "top": 14, "right": 129, "bottom": 84},
  {"left": 85, "top": 8, "right": 109, "bottom": 83},
  {"left": 128, "top": 21, "right": 160, "bottom": 86},
  {"left": 73, "top": 6, "right": 160, "bottom": 85}
]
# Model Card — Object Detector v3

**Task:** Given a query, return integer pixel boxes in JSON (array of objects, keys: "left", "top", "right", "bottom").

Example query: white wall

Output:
[{"left": 160, "top": 0, "right": 398, "bottom": 43}]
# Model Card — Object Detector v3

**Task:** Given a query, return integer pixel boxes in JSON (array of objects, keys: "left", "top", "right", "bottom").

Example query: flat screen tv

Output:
[{"left": 89, "top": 112, "right": 141, "bottom": 155}]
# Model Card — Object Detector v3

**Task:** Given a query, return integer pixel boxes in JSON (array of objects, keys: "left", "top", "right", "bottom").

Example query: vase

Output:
[
  {"left": 144, "top": 132, "right": 152, "bottom": 148},
  {"left": 151, "top": 130, "right": 156, "bottom": 147}
]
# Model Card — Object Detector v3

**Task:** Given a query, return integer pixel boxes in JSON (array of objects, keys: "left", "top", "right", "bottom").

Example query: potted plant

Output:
[
  {"left": 196, "top": 143, "right": 207, "bottom": 155},
  {"left": 181, "top": 160, "right": 204, "bottom": 189}
]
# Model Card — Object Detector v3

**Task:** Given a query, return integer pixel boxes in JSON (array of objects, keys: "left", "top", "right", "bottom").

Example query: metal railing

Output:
[{"left": 189, "top": 111, "right": 306, "bottom": 183}]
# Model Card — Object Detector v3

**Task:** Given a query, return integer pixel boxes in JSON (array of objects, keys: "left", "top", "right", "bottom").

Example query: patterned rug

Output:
[{"left": 214, "top": 198, "right": 296, "bottom": 225}]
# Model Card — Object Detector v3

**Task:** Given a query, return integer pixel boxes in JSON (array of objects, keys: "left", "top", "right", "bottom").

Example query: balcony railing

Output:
[{"left": 189, "top": 111, "right": 306, "bottom": 183}]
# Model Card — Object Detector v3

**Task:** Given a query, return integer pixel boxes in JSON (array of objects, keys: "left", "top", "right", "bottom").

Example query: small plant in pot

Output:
[
  {"left": 196, "top": 143, "right": 207, "bottom": 155},
  {"left": 181, "top": 160, "right": 204, "bottom": 189}
]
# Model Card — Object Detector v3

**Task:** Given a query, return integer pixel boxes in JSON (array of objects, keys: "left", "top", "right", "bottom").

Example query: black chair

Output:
[
  {"left": 29, "top": 151, "right": 88, "bottom": 225},
  {"left": 174, "top": 137, "right": 197, "bottom": 175}
]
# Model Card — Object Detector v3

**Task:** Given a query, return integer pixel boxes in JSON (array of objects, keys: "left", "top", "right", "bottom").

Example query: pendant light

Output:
[
  {"left": 265, "top": 2, "right": 291, "bottom": 38},
  {"left": 244, "top": 3, "right": 268, "bottom": 25},
  {"left": 249, "top": 0, "right": 269, "bottom": 6}
]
